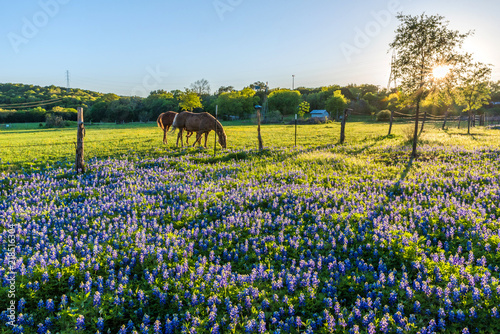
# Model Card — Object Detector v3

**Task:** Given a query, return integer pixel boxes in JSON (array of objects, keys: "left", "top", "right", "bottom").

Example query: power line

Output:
[
  {"left": 0, "top": 98, "right": 64, "bottom": 108},
  {"left": 0, "top": 97, "right": 63, "bottom": 108}
]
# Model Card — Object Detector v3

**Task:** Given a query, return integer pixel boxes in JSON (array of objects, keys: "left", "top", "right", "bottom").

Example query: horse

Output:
[
  {"left": 171, "top": 111, "right": 227, "bottom": 148},
  {"left": 157, "top": 111, "right": 193, "bottom": 145}
]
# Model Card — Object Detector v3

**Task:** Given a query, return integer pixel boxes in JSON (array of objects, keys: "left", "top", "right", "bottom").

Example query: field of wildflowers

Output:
[{"left": 1, "top": 127, "right": 500, "bottom": 333}]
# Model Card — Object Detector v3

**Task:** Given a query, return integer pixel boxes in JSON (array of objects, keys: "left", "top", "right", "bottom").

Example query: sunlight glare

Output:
[{"left": 432, "top": 65, "right": 451, "bottom": 79}]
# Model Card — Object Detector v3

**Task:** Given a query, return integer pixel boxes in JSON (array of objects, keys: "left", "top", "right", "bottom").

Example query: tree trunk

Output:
[
  {"left": 411, "top": 98, "right": 420, "bottom": 158},
  {"left": 388, "top": 109, "right": 394, "bottom": 135},
  {"left": 467, "top": 112, "right": 471, "bottom": 134},
  {"left": 419, "top": 109, "right": 427, "bottom": 136},
  {"left": 441, "top": 108, "right": 449, "bottom": 130}
]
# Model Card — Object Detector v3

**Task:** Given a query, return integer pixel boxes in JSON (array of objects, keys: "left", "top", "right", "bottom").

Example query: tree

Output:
[
  {"left": 490, "top": 81, "right": 500, "bottom": 102},
  {"left": 298, "top": 101, "right": 310, "bottom": 118},
  {"left": 144, "top": 90, "right": 177, "bottom": 119},
  {"left": 325, "top": 90, "right": 348, "bottom": 119},
  {"left": 249, "top": 81, "right": 267, "bottom": 92},
  {"left": 179, "top": 89, "right": 203, "bottom": 111},
  {"left": 190, "top": 79, "right": 210, "bottom": 96},
  {"left": 424, "top": 61, "right": 462, "bottom": 130},
  {"left": 216, "top": 87, "right": 258, "bottom": 119},
  {"left": 216, "top": 86, "right": 234, "bottom": 95},
  {"left": 456, "top": 57, "right": 492, "bottom": 134},
  {"left": 389, "top": 13, "right": 472, "bottom": 157},
  {"left": 267, "top": 89, "right": 301, "bottom": 115}
]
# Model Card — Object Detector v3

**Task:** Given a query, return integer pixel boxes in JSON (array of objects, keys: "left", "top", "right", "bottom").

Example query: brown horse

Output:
[
  {"left": 157, "top": 111, "right": 193, "bottom": 145},
  {"left": 171, "top": 111, "right": 227, "bottom": 148}
]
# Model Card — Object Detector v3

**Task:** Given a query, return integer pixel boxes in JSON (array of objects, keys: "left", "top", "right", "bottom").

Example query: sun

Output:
[{"left": 432, "top": 65, "right": 451, "bottom": 79}]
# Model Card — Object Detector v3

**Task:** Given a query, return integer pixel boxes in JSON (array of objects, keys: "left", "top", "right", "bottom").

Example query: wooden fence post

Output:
[
  {"left": 294, "top": 114, "right": 297, "bottom": 146},
  {"left": 257, "top": 109, "right": 263, "bottom": 151},
  {"left": 214, "top": 105, "right": 218, "bottom": 156},
  {"left": 340, "top": 108, "right": 347, "bottom": 144},
  {"left": 75, "top": 107, "right": 85, "bottom": 173}
]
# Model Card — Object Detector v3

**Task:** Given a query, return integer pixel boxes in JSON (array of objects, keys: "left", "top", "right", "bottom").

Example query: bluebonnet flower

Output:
[
  {"left": 93, "top": 291, "right": 101, "bottom": 307},
  {"left": 96, "top": 317, "right": 104, "bottom": 331},
  {"left": 75, "top": 315, "right": 85, "bottom": 331}
]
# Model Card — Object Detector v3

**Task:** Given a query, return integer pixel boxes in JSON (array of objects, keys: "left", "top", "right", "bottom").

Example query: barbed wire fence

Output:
[{"left": 1, "top": 111, "right": 500, "bottom": 170}]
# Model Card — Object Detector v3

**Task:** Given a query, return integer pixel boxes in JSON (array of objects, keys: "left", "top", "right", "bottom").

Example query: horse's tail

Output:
[
  {"left": 157, "top": 114, "right": 163, "bottom": 129},
  {"left": 170, "top": 114, "right": 179, "bottom": 132}
]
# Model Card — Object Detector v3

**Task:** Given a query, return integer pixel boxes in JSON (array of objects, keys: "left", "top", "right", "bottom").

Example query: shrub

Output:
[
  {"left": 265, "top": 110, "right": 283, "bottom": 123},
  {"left": 403, "top": 125, "right": 415, "bottom": 142},
  {"left": 45, "top": 114, "right": 69, "bottom": 128},
  {"left": 251, "top": 110, "right": 283, "bottom": 124},
  {"left": 376, "top": 109, "right": 392, "bottom": 121}
]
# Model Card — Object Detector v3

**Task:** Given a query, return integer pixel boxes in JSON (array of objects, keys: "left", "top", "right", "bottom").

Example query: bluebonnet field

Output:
[{"left": 1, "top": 143, "right": 500, "bottom": 333}]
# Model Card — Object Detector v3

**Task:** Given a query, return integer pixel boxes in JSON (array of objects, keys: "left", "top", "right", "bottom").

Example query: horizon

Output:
[{"left": 1, "top": 0, "right": 499, "bottom": 97}]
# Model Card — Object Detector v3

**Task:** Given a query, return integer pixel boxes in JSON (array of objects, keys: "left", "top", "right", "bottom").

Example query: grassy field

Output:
[
  {"left": 2, "top": 119, "right": 500, "bottom": 333},
  {"left": 1, "top": 119, "right": 499, "bottom": 172}
]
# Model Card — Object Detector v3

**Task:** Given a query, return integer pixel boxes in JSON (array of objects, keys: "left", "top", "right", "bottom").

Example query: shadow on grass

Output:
[{"left": 389, "top": 157, "right": 414, "bottom": 197}]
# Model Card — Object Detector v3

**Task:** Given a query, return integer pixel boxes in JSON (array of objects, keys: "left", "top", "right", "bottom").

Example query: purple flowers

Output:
[
  {"left": 75, "top": 315, "right": 85, "bottom": 331},
  {"left": 1, "top": 146, "right": 500, "bottom": 333}
]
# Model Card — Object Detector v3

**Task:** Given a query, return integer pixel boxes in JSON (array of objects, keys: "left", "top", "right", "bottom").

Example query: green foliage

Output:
[
  {"left": 456, "top": 58, "right": 492, "bottom": 113},
  {"left": 267, "top": 89, "right": 302, "bottom": 115},
  {"left": 390, "top": 13, "right": 471, "bottom": 99},
  {"left": 216, "top": 87, "right": 258, "bottom": 119},
  {"left": 265, "top": 110, "right": 283, "bottom": 123},
  {"left": 390, "top": 12, "right": 472, "bottom": 156},
  {"left": 298, "top": 101, "right": 310, "bottom": 118},
  {"left": 45, "top": 113, "right": 70, "bottom": 128},
  {"left": 179, "top": 89, "right": 202, "bottom": 111},
  {"left": 325, "top": 90, "right": 348, "bottom": 115}
]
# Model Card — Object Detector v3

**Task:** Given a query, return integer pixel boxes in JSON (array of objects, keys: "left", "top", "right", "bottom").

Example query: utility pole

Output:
[
  {"left": 292, "top": 75, "right": 295, "bottom": 90},
  {"left": 66, "top": 70, "right": 70, "bottom": 93}
]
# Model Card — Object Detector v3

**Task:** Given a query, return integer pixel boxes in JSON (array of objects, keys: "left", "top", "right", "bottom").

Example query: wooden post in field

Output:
[
  {"left": 294, "top": 114, "right": 297, "bottom": 146},
  {"left": 75, "top": 107, "right": 85, "bottom": 173},
  {"left": 214, "top": 105, "right": 218, "bottom": 156},
  {"left": 388, "top": 109, "right": 394, "bottom": 135},
  {"left": 340, "top": 108, "right": 347, "bottom": 144},
  {"left": 255, "top": 105, "right": 263, "bottom": 151}
]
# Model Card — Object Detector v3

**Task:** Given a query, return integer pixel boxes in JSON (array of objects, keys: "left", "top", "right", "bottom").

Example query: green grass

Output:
[{"left": 1, "top": 119, "right": 499, "bottom": 172}]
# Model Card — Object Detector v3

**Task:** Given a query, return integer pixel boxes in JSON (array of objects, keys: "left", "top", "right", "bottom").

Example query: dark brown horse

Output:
[
  {"left": 171, "top": 111, "right": 227, "bottom": 148},
  {"left": 157, "top": 111, "right": 193, "bottom": 145}
]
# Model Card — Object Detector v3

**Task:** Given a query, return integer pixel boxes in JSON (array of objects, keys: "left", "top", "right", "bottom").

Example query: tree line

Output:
[{"left": 1, "top": 75, "right": 499, "bottom": 125}]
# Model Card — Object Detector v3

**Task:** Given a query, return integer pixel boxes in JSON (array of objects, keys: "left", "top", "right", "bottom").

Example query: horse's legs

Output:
[
  {"left": 176, "top": 129, "right": 183, "bottom": 147},
  {"left": 163, "top": 125, "right": 170, "bottom": 144},
  {"left": 185, "top": 131, "right": 193, "bottom": 145},
  {"left": 203, "top": 132, "right": 209, "bottom": 148},
  {"left": 193, "top": 132, "right": 203, "bottom": 147}
]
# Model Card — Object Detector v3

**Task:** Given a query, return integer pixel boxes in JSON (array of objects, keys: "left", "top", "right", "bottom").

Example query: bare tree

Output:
[{"left": 190, "top": 79, "right": 211, "bottom": 96}]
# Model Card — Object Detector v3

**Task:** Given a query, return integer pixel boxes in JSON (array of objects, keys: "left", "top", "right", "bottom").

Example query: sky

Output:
[{"left": 1, "top": 0, "right": 499, "bottom": 97}]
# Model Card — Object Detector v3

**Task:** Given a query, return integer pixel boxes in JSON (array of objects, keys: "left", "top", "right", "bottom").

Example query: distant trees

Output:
[
  {"left": 215, "top": 87, "right": 258, "bottom": 119},
  {"left": 179, "top": 89, "right": 202, "bottom": 111},
  {"left": 190, "top": 79, "right": 211, "bottom": 96},
  {"left": 267, "top": 89, "right": 301, "bottom": 115},
  {"left": 325, "top": 90, "right": 348, "bottom": 119},
  {"left": 2, "top": 75, "right": 497, "bottom": 125},
  {"left": 455, "top": 58, "right": 492, "bottom": 134}
]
